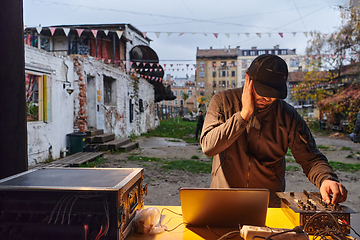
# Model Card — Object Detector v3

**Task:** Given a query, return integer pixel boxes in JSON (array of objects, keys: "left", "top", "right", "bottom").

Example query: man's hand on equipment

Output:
[
  {"left": 240, "top": 73, "right": 254, "bottom": 121},
  {"left": 320, "top": 180, "right": 347, "bottom": 204}
]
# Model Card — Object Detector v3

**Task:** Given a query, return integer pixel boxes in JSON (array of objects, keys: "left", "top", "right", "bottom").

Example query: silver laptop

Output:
[{"left": 180, "top": 188, "right": 269, "bottom": 228}]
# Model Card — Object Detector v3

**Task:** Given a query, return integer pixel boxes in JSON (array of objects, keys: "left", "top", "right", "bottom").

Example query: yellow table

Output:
[{"left": 126, "top": 206, "right": 295, "bottom": 240}]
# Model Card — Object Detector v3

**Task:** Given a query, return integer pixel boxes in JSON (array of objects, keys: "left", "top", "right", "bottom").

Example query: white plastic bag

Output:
[{"left": 133, "top": 207, "right": 166, "bottom": 234}]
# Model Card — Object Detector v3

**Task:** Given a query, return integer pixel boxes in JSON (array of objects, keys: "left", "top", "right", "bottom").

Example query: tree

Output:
[
  {"left": 292, "top": 5, "right": 360, "bottom": 126},
  {"left": 182, "top": 92, "right": 189, "bottom": 103}
]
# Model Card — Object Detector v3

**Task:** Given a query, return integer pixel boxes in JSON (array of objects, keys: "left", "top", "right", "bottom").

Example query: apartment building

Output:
[
  {"left": 195, "top": 47, "right": 239, "bottom": 100},
  {"left": 195, "top": 45, "right": 311, "bottom": 108},
  {"left": 237, "top": 45, "right": 311, "bottom": 88}
]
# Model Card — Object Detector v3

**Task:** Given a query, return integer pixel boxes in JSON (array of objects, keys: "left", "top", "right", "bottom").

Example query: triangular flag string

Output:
[
  {"left": 91, "top": 29, "right": 98, "bottom": 38},
  {"left": 49, "top": 27, "right": 56, "bottom": 36},
  {"left": 63, "top": 28, "right": 70, "bottom": 36},
  {"left": 76, "top": 29, "right": 84, "bottom": 37},
  {"left": 36, "top": 25, "right": 42, "bottom": 34}
]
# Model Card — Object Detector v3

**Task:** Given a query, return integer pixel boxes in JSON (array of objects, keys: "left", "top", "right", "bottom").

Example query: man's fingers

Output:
[{"left": 320, "top": 188, "right": 331, "bottom": 204}]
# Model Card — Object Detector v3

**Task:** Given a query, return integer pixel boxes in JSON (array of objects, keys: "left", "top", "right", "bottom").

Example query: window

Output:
[
  {"left": 281, "top": 50, "right": 287, "bottom": 55},
  {"left": 180, "top": 91, "right": 184, "bottom": 96},
  {"left": 227, "top": 81, "right": 229, "bottom": 87},
  {"left": 174, "top": 90, "right": 178, "bottom": 96},
  {"left": 242, "top": 70, "right": 246, "bottom": 79},
  {"left": 219, "top": 81, "right": 221, "bottom": 87},
  {"left": 213, "top": 81, "right": 216, "bottom": 88},
  {"left": 250, "top": 50, "right": 256, "bottom": 56},
  {"left": 242, "top": 60, "right": 247, "bottom": 68},
  {"left": 168, "top": 100, "right": 172, "bottom": 106},
  {"left": 180, "top": 99, "right": 184, "bottom": 106},
  {"left": 258, "top": 50, "right": 266, "bottom": 55},
  {"left": 213, "top": 71, "right": 216, "bottom": 78},
  {"left": 222, "top": 81, "right": 226, "bottom": 88},
  {"left": 139, "top": 99, "right": 144, "bottom": 112},
  {"left": 25, "top": 72, "right": 51, "bottom": 122},
  {"left": 227, "top": 71, "right": 229, "bottom": 77},
  {"left": 200, "top": 72, "right": 205, "bottom": 77},
  {"left": 274, "top": 50, "right": 279, "bottom": 55},
  {"left": 40, "top": 37, "right": 51, "bottom": 52},
  {"left": 243, "top": 51, "right": 248, "bottom": 56},
  {"left": 222, "top": 71, "right": 226, "bottom": 77},
  {"left": 104, "top": 76, "right": 116, "bottom": 105},
  {"left": 231, "top": 80, "right": 236, "bottom": 87},
  {"left": 231, "top": 61, "right": 236, "bottom": 67},
  {"left": 219, "top": 71, "right": 221, "bottom": 77},
  {"left": 188, "top": 90, "right": 192, "bottom": 96},
  {"left": 290, "top": 58, "right": 299, "bottom": 67},
  {"left": 231, "top": 71, "right": 236, "bottom": 77},
  {"left": 175, "top": 99, "right": 178, "bottom": 105},
  {"left": 221, "top": 61, "right": 227, "bottom": 68},
  {"left": 212, "top": 61, "right": 216, "bottom": 68},
  {"left": 129, "top": 99, "right": 134, "bottom": 123}
]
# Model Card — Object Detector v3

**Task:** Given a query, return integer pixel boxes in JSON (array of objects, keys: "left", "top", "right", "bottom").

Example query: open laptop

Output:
[{"left": 180, "top": 188, "right": 269, "bottom": 228}]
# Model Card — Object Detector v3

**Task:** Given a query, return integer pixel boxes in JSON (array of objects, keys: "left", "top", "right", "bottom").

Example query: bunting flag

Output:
[
  {"left": 167, "top": 32, "right": 172, "bottom": 36},
  {"left": 116, "top": 30, "right": 123, "bottom": 39},
  {"left": 343, "top": 35, "right": 347, "bottom": 40},
  {"left": 136, "top": 62, "right": 140, "bottom": 66},
  {"left": 36, "top": 25, "right": 42, "bottom": 34},
  {"left": 63, "top": 28, "right": 70, "bottom": 36},
  {"left": 155, "top": 32, "right": 161, "bottom": 38},
  {"left": 142, "top": 32, "right": 147, "bottom": 38},
  {"left": 213, "top": 33, "right": 218, "bottom": 38},
  {"left": 303, "top": 32, "right": 308, "bottom": 37},
  {"left": 245, "top": 33, "right": 250, "bottom": 38},
  {"left": 225, "top": 33, "right": 230, "bottom": 38},
  {"left": 91, "top": 29, "right": 98, "bottom": 38},
  {"left": 256, "top": 33, "right": 261, "bottom": 38},
  {"left": 293, "top": 32, "right": 296, "bottom": 37},
  {"left": 104, "top": 30, "right": 109, "bottom": 36},
  {"left": 279, "top": 33, "right": 283, "bottom": 38},
  {"left": 267, "top": 33, "right": 271, "bottom": 38},
  {"left": 203, "top": 33, "right": 207, "bottom": 36},
  {"left": 49, "top": 27, "right": 56, "bottom": 36},
  {"left": 76, "top": 29, "right": 84, "bottom": 37}
]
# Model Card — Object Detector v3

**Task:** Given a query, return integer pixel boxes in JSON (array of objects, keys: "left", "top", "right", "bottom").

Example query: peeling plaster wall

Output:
[
  {"left": 25, "top": 46, "right": 158, "bottom": 167},
  {"left": 79, "top": 57, "right": 159, "bottom": 138},
  {"left": 25, "top": 45, "right": 74, "bottom": 166}
]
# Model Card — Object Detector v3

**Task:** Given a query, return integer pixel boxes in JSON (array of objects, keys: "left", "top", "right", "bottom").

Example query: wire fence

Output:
[{"left": 155, "top": 104, "right": 188, "bottom": 120}]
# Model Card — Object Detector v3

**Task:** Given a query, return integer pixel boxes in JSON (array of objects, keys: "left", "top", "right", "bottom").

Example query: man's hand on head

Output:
[
  {"left": 240, "top": 74, "right": 254, "bottom": 121},
  {"left": 320, "top": 179, "right": 347, "bottom": 204}
]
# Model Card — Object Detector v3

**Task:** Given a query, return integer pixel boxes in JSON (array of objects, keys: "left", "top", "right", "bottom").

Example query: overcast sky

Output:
[{"left": 23, "top": 0, "right": 348, "bottom": 78}]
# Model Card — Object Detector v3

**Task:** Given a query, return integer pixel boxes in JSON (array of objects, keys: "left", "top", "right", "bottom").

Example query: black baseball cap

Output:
[{"left": 247, "top": 54, "right": 288, "bottom": 99}]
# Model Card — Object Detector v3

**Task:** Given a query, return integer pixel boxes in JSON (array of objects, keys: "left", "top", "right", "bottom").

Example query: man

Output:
[
  {"left": 195, "top": 110, "right": 204, "bottom": 141},
  {"left": 200, "top": 54, "right": 347, "bottom": 207},
  {"left": 349, "top": 111, "right": 360, "bottom": 143}
]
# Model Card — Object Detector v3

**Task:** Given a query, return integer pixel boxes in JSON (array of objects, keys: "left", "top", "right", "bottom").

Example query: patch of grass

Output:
[
  {"left": 78, "top": 156, "right": 104, "bottom": 168},
  {"left": 286, "top": 148, "right": 293, "bottom": 156},
  {"left": 191, "top": 155, "right": 199, "bottom": 159},
  {"left": 286, "top": 166, "right": 299, "bottom": 171},
  {"left": 141, "top": 117, "right": 197, "bottom": 143},
  {"left": 329, "top": 161, "right": 360, "bottom": 172},
  {"left": 167, "top": 139, "right": 182, "bottom": 142},
  {"left": 127, "top": 156, "right": 162, "bottom": 162},
  {"left": 286, "top": 158, "right": 295, "bottom": 163},
  {"left": 341, "top": 146, "right": 352, "bottom": 151},
  {"left": 317, "top": 145, "right": 331, "bottom": 150},
  {"left": 162, "top": 160, "right": 212, "bottom": 173},
  {"left": 346, "top": 154, "right": 354, "bottom": 158},
  {"left": 197, "top": 147, "right": 202, "bottom": 150}
]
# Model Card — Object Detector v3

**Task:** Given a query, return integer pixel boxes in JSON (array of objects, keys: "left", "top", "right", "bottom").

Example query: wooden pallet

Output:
[{"left": 36, "top": 152, "right": 104, "bottom": 168}]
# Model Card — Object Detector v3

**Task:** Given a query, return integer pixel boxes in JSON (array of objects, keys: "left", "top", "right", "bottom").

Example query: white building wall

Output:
[
  {"left": 25, "top": 46, "right": 158, "bottom": 167},
  {"left": 25, "top": 45, "right": 74, "bottom": 166}
]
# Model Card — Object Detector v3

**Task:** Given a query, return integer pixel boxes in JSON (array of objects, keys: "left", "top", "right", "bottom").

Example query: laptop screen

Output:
[{"left": 180, "top": 188, "right": 269, "bottom": 228}]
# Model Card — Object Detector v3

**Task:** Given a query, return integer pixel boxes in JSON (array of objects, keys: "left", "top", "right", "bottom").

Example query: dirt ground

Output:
[{"left": 98, "top": 132, "right": 360, "bottom": 213}]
